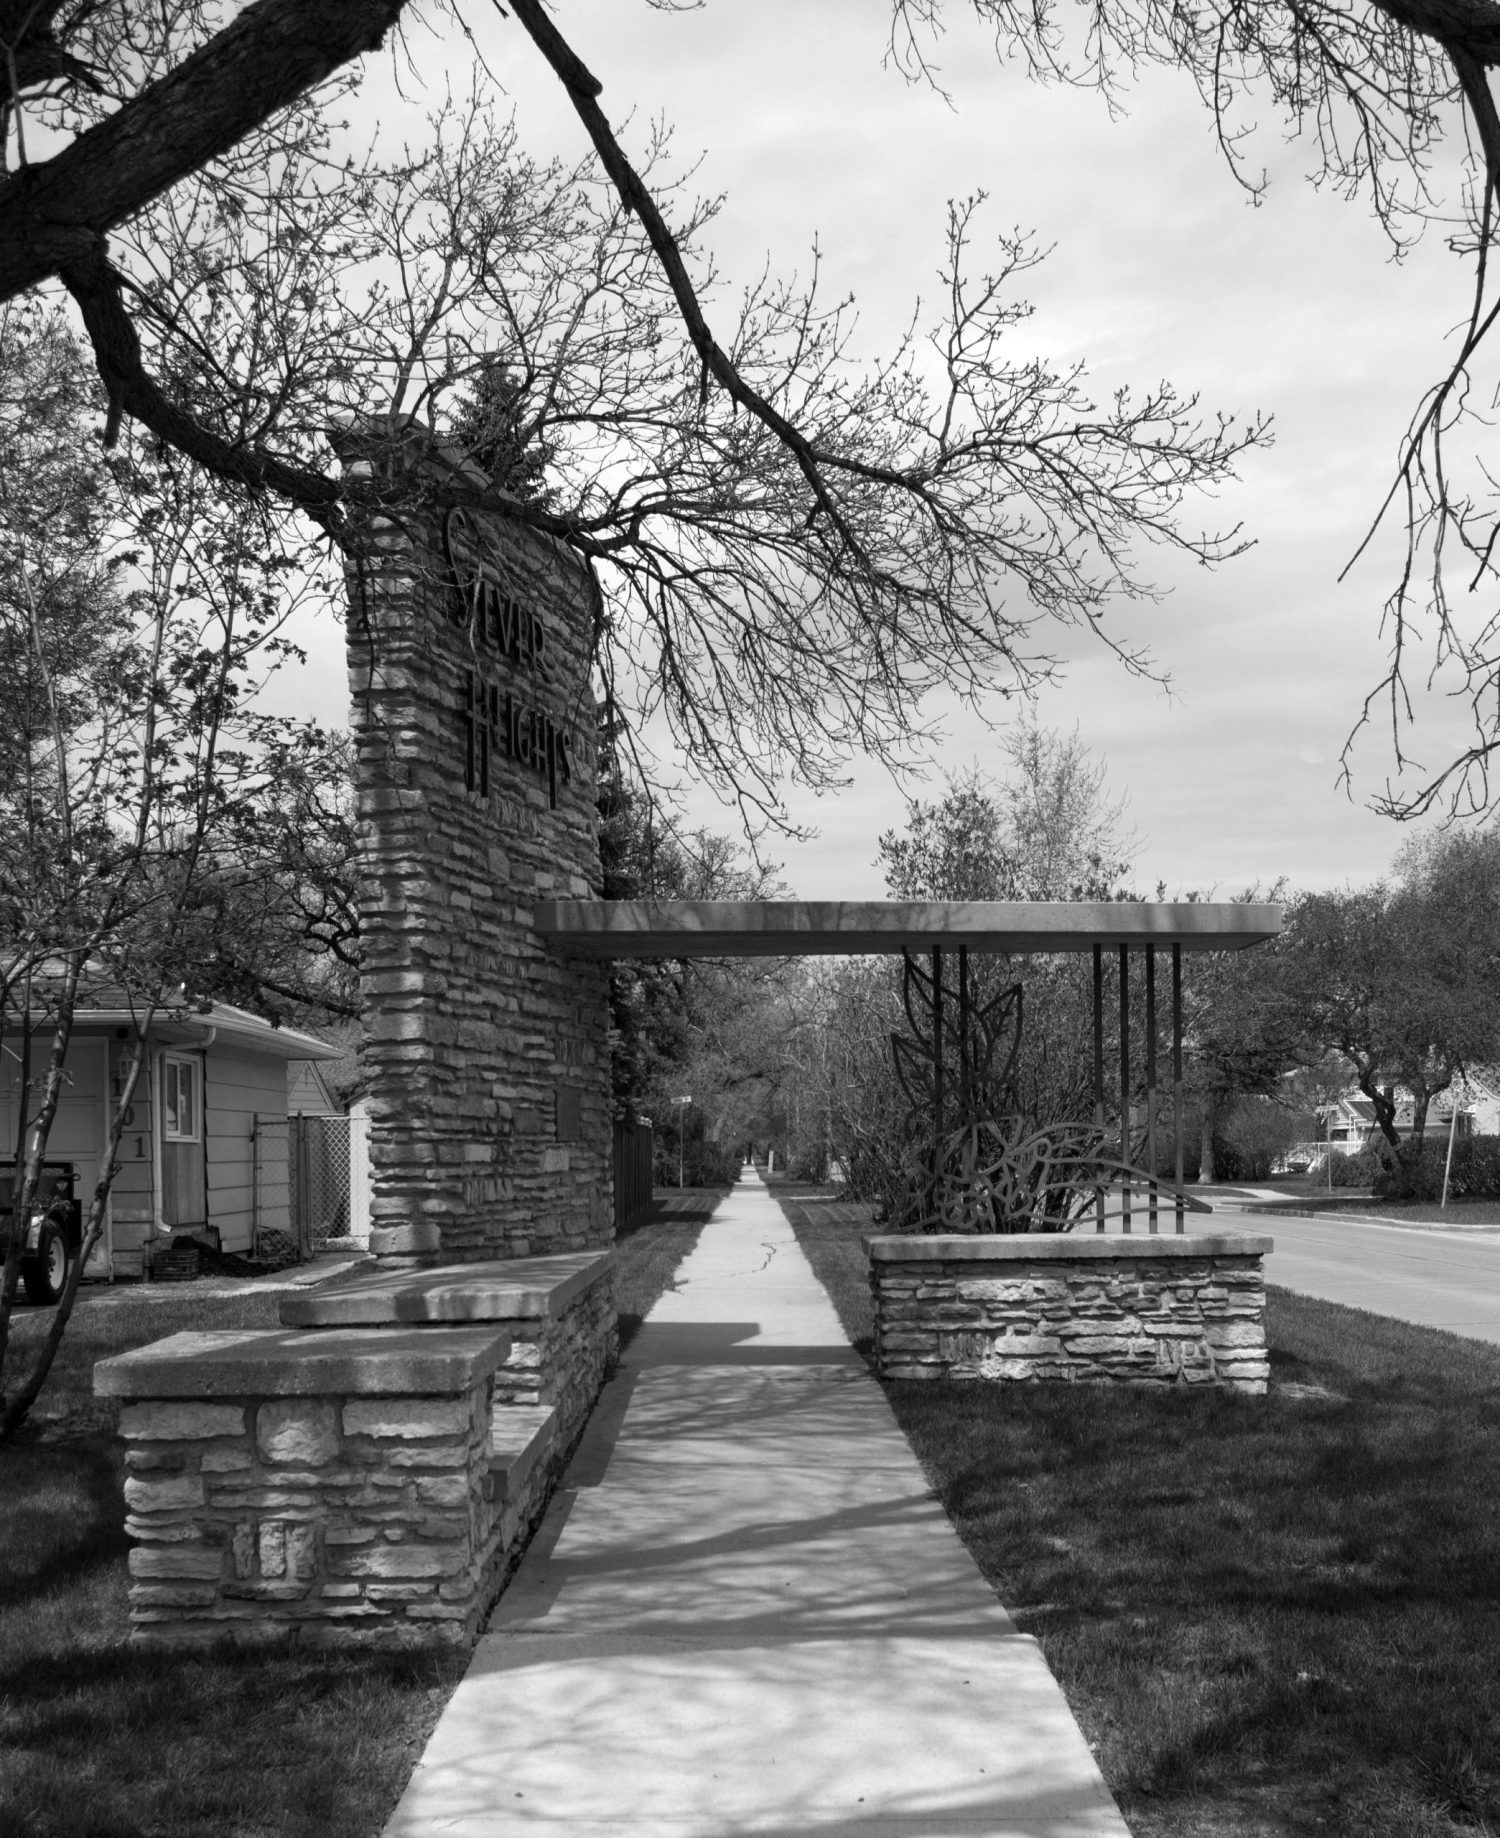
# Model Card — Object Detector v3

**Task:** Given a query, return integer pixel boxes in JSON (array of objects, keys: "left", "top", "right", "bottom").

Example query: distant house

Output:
[
  {"left": 1319, "top": 1067, "right": 1500, "bottom": 1152},
  {"left": 1426, "top": 1067, "right": 1500, "bottom": 1137},
  {"left": 1324, "top": 1095, "right": 1381, "bottom": 1150},
  {"left": 0, "top": 991, "right": 342, "bottom": 1278}
]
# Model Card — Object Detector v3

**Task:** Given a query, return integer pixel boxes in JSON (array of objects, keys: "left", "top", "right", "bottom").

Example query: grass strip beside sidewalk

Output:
[
  {"left": 0, "top": 1193, "right": 720, "bottom": 1838},
  {"left": 770, "top": 1177, "right": 1500, "bottom": 1838}
]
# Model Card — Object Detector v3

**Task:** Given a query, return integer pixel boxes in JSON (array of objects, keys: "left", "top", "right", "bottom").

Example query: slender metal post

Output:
[
  {"left": 1146, "top": 945, "right": 1158, "bottom": 1234},
  {"left": 1441, "top": 1098, "right": 1460, "bottom": 1210},
  {"left": 958, "top": 945, "right": 971, "bottom": 1117},
  {"left": 1173, "top": 944, "right": 1185, "bottom": 1233},
  {"left": 932, "top": 949, "right": 944, "bottom": 1154},
  {"left": 1119, "top": 945, "right": 1131, "bottom": 1233},
  {"left": 1093, "top": 944, "right": 1105, "bottom": 1233}
]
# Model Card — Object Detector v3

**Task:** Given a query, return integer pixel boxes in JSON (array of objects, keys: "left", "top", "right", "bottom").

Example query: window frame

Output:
[{"left": 161, "top": 1054, "right": 201, "bottom": 1145}]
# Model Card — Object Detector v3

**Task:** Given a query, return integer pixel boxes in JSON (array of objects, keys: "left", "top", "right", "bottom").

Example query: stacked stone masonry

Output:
[
  {"left": 869, "top": 1233, "right": 1273, "bottom": 1394},
  {"left": 488, "top": 1269, "right": 616, "bottom": 1443},
  {"left": 343, "top": 440, "right": 612, "bottom": 1264},
  {"left": 96, "top": 1255, "right": 617, "bottom": 1648},
  {"left": 117, "top": 1380, "right": 504, "bottom": 1648}
]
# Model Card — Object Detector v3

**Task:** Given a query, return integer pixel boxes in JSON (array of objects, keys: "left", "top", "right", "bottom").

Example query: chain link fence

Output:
[
  {"left": 292, "top": 1115, "right": 353, "bottom": 1247},
  {"left": 254, "top": 1114, "right": 355, "bottom": 1261}
]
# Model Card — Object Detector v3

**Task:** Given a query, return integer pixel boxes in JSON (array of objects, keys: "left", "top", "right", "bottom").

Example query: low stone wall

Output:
[
  {"left": 97, "top": 1252, "right": 617, "bottom": 1648},
  {"left": 279, "top": 1251, "right": 617, "bottom": 1460},
  {"left": 489, "top": 1262, "right": 616, "bottom": 1445},
  {"left": 868, "top": 1233, "right": 1273, "bottom": 1393}
]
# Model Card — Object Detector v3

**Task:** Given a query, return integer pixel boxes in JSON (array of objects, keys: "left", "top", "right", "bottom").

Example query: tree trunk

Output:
[
  {"left": 1199, "top": 1093, "right": 1221, "bottom": 1184},
  {"left": 1357, "top": 1075, "right": 1410, "bottom": 1194}
]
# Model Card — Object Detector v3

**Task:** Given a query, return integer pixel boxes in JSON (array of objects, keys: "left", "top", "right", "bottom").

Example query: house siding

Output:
[
  {"left": 107, "top": 1039, "right": 157, "bottom": 1276},
  {"left": 5, "top": 1009, "right": 334, "bottom": 1274},
  {"left": 206, "top": 1051, "right": 288, "bottom": 1253},
  {"left": 287, "top": 1061, "right": 341, "bottom": 1117}
]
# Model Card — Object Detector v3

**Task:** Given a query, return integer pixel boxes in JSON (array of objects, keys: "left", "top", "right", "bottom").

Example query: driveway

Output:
[{"left": 1213, "top": 1204, "right": 1500, "bottom": 1345}]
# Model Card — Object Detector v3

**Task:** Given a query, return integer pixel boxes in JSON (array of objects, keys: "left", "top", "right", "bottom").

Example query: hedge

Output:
[{"left": 1327, "top": 1133, "right": 1500, "bottom": 1199}]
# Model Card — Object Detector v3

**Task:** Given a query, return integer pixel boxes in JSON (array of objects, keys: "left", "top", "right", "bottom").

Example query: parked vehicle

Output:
[
  {"left": 1275, "top": 1142, "right": 1329, "bottom": 1176},
  {"left": 0, "top": 1162, "right": 83, "bottom": 1304}
]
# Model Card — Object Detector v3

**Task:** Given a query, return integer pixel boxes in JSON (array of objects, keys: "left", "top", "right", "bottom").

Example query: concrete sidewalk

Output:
[{"left": 384, "top": 1173, "right": 1128, "bottom": 1838}]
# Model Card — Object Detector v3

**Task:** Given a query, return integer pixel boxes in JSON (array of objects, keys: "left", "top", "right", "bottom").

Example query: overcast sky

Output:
[{"left": 295, "top": 0, "right": 1491, "bottom": 899}]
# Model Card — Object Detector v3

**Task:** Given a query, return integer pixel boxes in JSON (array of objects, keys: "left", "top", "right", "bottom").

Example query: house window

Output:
[{"left": 162, "top": 1056, "right": 200, "bottom": 1143}]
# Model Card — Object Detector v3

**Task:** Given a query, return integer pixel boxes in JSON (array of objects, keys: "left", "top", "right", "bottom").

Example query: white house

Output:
[
  {"left": 1323, "top": 1094, "right": 1381, "bottom": 1149},
  {"left": 0, "top": 991, "right": 342, "bottom": 1278},
  {"left": 1430, "top": 1067, "right": 1500, "bottom": 1136},
  {"left": 1318, "top": 1067, "right": 1500, "bottom": 1152}
]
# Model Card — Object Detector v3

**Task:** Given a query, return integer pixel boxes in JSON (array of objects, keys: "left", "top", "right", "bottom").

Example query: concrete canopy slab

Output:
[
  {"left": 279, "top": 1252, "right": 613, "bottom": 1328},
  {"left": 93, "top": 1326, "right": 513, "bottom": 1398},
  {"left": 534, "top": 897, "right": 1282, "bottom": 959}
]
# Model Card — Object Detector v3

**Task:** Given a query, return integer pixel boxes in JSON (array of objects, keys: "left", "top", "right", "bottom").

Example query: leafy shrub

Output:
[
  {"left": 789, "top": 1143, "right": 830, "bottom": 1182},
  {"left": 1322, "top": 1131, "right": 1500, "bottom": 1199},
  {"left": 1372, "top": 1134, "right": 1500, "bottom": 1200},
  {"left": 1329, "top": 1143, "right": 1384, "bottom": 1188},
  {"left": 1446, "top": 1135, "right": 1500, "bottom": 1197},
  {"left": 1218, "top": 1097, "right": 1298, "bottom": 1181},
  {"left": 652, "top": 1134, "right": 738, "bottom": 1189}
]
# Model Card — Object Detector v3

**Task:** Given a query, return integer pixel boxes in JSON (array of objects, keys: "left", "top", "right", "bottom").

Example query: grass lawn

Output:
[
  {"left": 1268, "top": 1195, "right": 1500, "bottom": 1228},
  {"left": 771, "top": 1177, "right": 1500, "bottom": 1838},
  {"left": 0, "top": 1193, "right": 717, "bottom": 1838},
  {"left": 1247, "top": 1176, "right": 1500, "bottom": 1227}
]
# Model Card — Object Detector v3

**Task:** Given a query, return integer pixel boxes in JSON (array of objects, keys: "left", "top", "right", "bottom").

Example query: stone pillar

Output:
[{"left": 344, "top": 441, "right": 611, "bottom": 1265}]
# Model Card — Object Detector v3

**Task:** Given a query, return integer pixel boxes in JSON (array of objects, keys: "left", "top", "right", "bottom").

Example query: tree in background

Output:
[
  {"left": 817, "top": 727, "right": 1139, "bottom": 1214},
  {"left": 178, "top": 725, "right": 361, "bottom": 1028},
  {"left": 881, "top": 728, "right": 1137, "bottom": 1134},
  {"left": 598, "top": 721, "right": 801, "bottom": 1183},
  {"left": 1280, "top": 833, "right": 1500, "bottom": 1192},
  {"left": 0, "top": 308, "right": 338, "bottom": 1436},
  {"left": 1180, "top": 896, "right": 1311, "bottom": 1184},
  {"left": 1214, "top": 1096, "right": 1302, "bottom": 1183},
  {"left": 804, "top": 956, "right": 910, "bottom": 1204},
  {"left": 446, "top": 355, "right": 555, "bottom": 510},
  {"left": 878, "top": 733, "right": 1135, "bottom": 905}
]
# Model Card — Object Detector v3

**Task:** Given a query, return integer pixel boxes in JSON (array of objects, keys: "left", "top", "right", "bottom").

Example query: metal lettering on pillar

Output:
[{"left": 444, "top": 509, "right": 576, "bottom": 811}]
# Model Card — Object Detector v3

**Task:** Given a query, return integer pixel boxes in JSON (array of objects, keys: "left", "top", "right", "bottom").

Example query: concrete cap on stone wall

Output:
[
  {"left": 865, "top": 1232, "right": 1275, "bottom": 1261},
  {"left": 94, "top": 1325, "right": 514, "bottom": 1399},
  {"left": 277, "top": 1251, "right": 615, "bottom": 1329}
]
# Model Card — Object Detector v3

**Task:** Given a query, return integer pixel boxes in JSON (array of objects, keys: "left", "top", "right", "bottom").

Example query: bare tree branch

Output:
[{"left": 0, "top": 0, "right": 407, "bottom": 300}]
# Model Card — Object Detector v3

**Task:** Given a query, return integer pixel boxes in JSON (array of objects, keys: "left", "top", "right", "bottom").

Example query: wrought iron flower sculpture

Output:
[{"left": 890, "top": 950, "right": 1114, "bottom": 1233}]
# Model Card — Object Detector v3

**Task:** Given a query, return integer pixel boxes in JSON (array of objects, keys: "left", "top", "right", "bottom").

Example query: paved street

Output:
[{"left": 1213, "top": 1205, "right": 1500, "bottom": 1344}]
